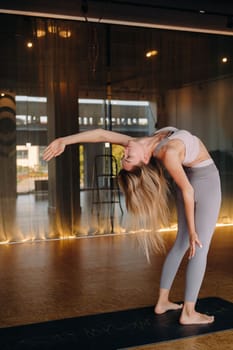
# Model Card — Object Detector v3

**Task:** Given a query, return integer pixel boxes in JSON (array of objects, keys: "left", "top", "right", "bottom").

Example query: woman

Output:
[{"left": 43, "top": 126, "right": 221, "bottom": 325}]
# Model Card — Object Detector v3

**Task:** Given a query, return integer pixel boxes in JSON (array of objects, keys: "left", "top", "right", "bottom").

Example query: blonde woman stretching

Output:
[{"left": 43, "top": 126, "right": 221, "bottom": 325}]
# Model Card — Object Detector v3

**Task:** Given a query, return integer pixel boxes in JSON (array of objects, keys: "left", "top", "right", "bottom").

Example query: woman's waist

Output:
[
  {"left": 184, "top": 161, "right": 219, "bottom": 177},
  {"left": 190, "top": 158, "right": 214, "bottom": 168}
]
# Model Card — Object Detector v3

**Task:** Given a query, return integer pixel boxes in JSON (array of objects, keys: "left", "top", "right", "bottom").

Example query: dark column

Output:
[
  {"left": 0, "top": 91, "right": 16, "bottom": 241},
  {"left": 157, "top": 92, "right": 169, "bottom": 128},
  {"left": 47, "top": 82, "right": 81, "bottom": 236}
]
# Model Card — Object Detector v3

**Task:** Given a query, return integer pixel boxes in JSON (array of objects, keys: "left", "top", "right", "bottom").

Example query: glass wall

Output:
[
  {"left": 16, "top": 96, "right": 48, "bottom": 194},
  {"left": 0, "top": 13, "right": 232, "bottom": 242}
]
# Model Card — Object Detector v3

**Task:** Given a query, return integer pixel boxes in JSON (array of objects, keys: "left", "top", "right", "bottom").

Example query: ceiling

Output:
[
  {"left": 0, "top": 1, "right": 233, "bottom": 98},
  {"left": 1, "top": 0, "right": 233, "bottom": 36}
]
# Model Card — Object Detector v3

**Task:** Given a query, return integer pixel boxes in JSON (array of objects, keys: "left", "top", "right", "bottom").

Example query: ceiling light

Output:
[
  {"left": 221, "top": 57, "right": 228, "bottom": 63},
  {"left": 146, "top": 50, "right": 158, "bottom": 58},
  {"left": 27, "top": 41, "right": 33, "bottom": 48}
]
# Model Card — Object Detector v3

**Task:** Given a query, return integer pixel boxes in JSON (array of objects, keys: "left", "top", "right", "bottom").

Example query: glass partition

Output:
[{"left": 0, "top": 13, "right": 232, "bottom": 242}]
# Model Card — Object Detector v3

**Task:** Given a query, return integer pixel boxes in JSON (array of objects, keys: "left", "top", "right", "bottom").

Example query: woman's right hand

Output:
[
  {"left": 188, "top": 231, "right": 203, "bottom": 259},
  {"left": 43, "top": 138, "right": 66, "bottom": 161}
]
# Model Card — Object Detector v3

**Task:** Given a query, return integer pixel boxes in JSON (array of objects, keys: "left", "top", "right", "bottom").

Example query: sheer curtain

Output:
[{"left": 0, "top": 13, "right": 232, "bottom": 242}]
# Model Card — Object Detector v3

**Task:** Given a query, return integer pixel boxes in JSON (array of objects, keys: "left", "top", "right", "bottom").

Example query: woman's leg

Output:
[
  {"left": 180, "top": 165, "right": 221, "bottom": 324},
  {"left": 155, "top": 188, "right": 189, "bottom": 314},
  {"left": 155, "top": 164, "right": 221, "bottom": 323}
]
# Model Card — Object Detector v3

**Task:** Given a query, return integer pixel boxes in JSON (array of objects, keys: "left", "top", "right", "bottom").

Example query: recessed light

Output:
[
  {"left": 221, "top": 57, "right": 228, "bottom": 63},
  {"left": 27, "top": 41, "right": 33, "bottom": 48}
]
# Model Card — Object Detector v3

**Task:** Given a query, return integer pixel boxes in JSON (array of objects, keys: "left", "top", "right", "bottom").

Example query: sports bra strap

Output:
[{"left": 154, "top": 128, "right": 178, "bottom": 155}]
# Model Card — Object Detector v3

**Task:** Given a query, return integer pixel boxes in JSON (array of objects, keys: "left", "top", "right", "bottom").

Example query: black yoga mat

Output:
[{"left": 0, "top": 297, "right": 232, "bottom": 350}]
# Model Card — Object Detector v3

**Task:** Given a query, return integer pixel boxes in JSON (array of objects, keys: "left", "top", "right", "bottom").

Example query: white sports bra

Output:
[{"left": 154, "top": 127, "right": 212, "bottom": 166}]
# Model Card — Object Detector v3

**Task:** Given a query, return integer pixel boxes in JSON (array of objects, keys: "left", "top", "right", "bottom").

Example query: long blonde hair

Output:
[{"left": 118, "top": 158, "right": 170, "bottom": 260}]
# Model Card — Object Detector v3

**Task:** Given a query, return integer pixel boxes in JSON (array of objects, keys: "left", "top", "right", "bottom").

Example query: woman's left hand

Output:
[{"left": 189, "top": 232, "right": 203, "bottom": 259}]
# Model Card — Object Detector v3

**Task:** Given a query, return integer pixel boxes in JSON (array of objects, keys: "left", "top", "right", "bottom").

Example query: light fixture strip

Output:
[{"left": 1, "top": 9, "right": 233, "bottom": 36}]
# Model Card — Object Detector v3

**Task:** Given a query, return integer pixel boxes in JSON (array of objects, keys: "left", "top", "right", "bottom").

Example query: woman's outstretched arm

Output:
[{"left": 43, "top": 128, "right": 132, "bottom": 161}]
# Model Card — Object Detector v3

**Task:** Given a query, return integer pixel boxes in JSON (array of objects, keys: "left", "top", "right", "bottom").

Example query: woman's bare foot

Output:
[
  {"left": 154, "top": 301, "right": 183, "bottom": 314},
  {"left": 180, "top": 310, "right": 215, "bottom": 325}
]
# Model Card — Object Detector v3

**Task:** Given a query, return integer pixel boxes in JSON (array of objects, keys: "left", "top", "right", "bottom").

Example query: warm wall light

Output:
[
  {"left": 48, "top": 25, "right": 57, "bottom": 34},
  {"left": 146, "top": 50, "right": 158, "bottom": 58},
  {"left": 59, "top": 30, "right": 72, "bottom": 38},
  {"left": 36, "top": 29, "right": 46, "bottom": 38},
  {"left": 37, "top": 26, "right": 71, "bottom": 38}
]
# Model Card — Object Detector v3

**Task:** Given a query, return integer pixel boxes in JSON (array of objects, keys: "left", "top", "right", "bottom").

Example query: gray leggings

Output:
[{"left": 160, "top": 163, "right": 221, "bottom": 302}]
